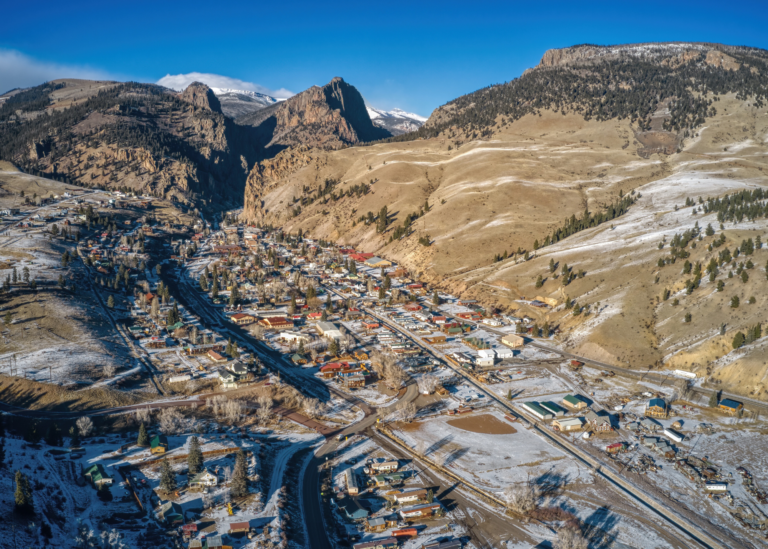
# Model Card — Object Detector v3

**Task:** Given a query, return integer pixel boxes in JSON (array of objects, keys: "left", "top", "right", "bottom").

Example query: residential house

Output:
[
  {"left": 229, "top": 522, "right": 250, "bottom": 534},
  {"left": 217, "top": 369, "right": 238, "bottom": 386},
  {"left": 399, "top": 502, "right": 443, "bottom": 520},
  {"left": 207, "top": 350, "right": 228, "bottom": 363},
  {"left": 227, "top": 361, "right": 249, "bottom": 376},
  {"left": 155, "top": 501, "right": 184, "bottom": 525},
  {"left": 338, "top": 498, "right": 369, "bottom": 521},
  {"left": 150, "top": 434, "right": 169, "bottom": 454},
  {"left": 640, "top": 417, "right": 661, "bottom": 431},
  {"left": 205, "top": 535, "right": 224, "bottom": 549},
  {"left": 394, "top": 488, "right": 427, "bottom": 505},
  {"left": 370, "top": 461, "right": 399, "bottom": 474},
  {"left": 344, "top": 374, "right": 366, "bottom": 388},
  {"left": 320, "top": 362, "right": 347, "bottom": 378},
  {"left": 346, "top": 469, "right": 359, "bottom": 495},
  {"left": 585, "top": 411, "right": 612, "bottom": 432},
  {"left": 500, "top": 334, "right": 525, "bottom": 348},
  {"left": 353, "top": 537, "right": 398, "bottom": 549},
  {"left": 189, "top": 469, "right": 218, "bottom": 488},
  {"left": 83, "top": 464, "right": 113, "bottom": 487},
  {"left": 645, "top": 398, "right": 668, "bottom": 418},
  {"left": 366, "top": 517, "right": 387, "bottom": 533}
]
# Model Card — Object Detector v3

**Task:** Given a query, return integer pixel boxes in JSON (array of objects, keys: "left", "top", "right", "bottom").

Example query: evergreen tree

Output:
[
  {"left": 69, "top": 426, "right": 80, "bottom": 448},
  {"left": 26, "top": 422, "right": 41, "bottom": 444},
  {"left": 549, "top": 258, "right": 555, "bottom": 273},
  {"left": 535, "top": 274, "right": 543, "bottom": 288},
  {"left": 432, "top": 291, "right": 439, "bottom": 306},
  {"left": 732, "top": 331, "right": 746, "bottom": 349},
  {"left": 211, "top": 277, "right": 219, "bottom": 298},
  {"left": 45, "top": 423, "right": 62, "bottom": 447},
  {"left": 329, "top": 338, "right": 340, "bottom": 357},
  {"left": 159, "top": 458, "right": 177, "bottom": 493},
  {"left": 14, "top": 470, "right": 33, "bottom": 514},
  {"left": 40, "top": 521, "right": 53, "bottom": 539},
  {"left": 137, "top": 423, "right": 150, "bottom": 447},
  {"left": 708, "top": 391, "right": 718, "bottom": 408},
  {"left": 199, "top": 273, "right": 208, "bottom": 291},
  {"left": 2, "top": 311, "right": 10, "bottom": 326},
  {"left": 230, "top": 450, "right": 248, "bottom": 497},
  {"left": 187, "top": 436, "right": 203, "bottom": 476},
  {"left": 107, "top": 295, "right": 115, "bottom": 308}
]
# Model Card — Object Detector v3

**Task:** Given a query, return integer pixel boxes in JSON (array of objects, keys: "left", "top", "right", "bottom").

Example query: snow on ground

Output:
[{"left": 394, "top": 408, "right": 592, "bottom": 496}]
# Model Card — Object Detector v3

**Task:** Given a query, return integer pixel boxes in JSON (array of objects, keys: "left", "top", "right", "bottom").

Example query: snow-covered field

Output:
[{"left": 394, "top": 408, "right": 593, "bottom": 494}]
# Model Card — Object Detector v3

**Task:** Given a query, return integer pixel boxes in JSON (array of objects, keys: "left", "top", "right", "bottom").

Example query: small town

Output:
[
  {"left": 2, "top": 11, "right": 768, "bottom": 549},
  {"left": 0, "top": 180, "right": 765, "bottom": 549}
]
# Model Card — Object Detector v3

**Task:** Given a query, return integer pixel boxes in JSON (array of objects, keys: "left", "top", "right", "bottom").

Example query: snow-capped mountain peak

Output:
[
  {"left": 366, "top": 106, "right": 427, "bottom": 135},
  {"left": 210, "top": 88, "right": 285, "bottom": 119},
  {"left": 210, "top": 88, "right": 284, "bottom": 102}
]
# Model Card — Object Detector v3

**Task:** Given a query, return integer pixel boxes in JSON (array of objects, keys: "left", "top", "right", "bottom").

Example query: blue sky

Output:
[{"left": 2, "top": 0, "right": 767, "bottom": 116}]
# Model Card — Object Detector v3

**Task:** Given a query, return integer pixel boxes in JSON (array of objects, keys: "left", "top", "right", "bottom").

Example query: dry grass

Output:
[{"left": 0, "top": 374, "right": 149, "bottom": 412}]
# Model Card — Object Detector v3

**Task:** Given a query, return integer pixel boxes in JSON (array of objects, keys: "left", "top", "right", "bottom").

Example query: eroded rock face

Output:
[
  {"left": 240, "top": 77, "right": 391, "bottom": 151},
  {"left": 242, "top": 146, "right": 314, "bottom": 222},
  {"left": 181, "top": 82, "right": 223, "bottom": 113},
  {"left": 705, "top": 50, "right": 740, "bottom": 71}
]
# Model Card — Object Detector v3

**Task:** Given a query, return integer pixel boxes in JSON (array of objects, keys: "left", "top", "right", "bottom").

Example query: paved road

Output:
[{"left": 302, "top": 382, "right": 419, "bottom": 549}]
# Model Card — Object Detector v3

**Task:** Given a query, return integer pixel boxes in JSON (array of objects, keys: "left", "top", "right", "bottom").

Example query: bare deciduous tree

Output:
[
  {"left": 257, "top": 395, "right": 273, "bottom": 424},
  {"left": 417, "top": 374, "right": 438, "bottom": 395},
  {"left": 302, "top": 397, "right": 322, "bottom": 419},
  {"left": 503, "top": 480, "right": 540, "bottom": 515},
  {"left": 134, "top": 407, "right": 152, "bottom": 425},
  {"left": 223, "top": 400, "right": 246, "bottom": 423},
  {"left": 208, "top": 395, "right": 228, "bottom": 418},
  {"left": 158, "top": 408, "right": 184, "bottom": 435},
  {"left": 103, "top": 364, "right": 116, "bottom": 378},
  {"left": 553, "top": 527, "right": 589, "bottom": 549},
  {"left": 397, "top": 401, "right": 417, "bottom": 423},
  {"left": 76, "top": 416, "right": 94, "bottom": 438},
  {"left": 250, "top": 324, "right": 265, "bottom": 340}
]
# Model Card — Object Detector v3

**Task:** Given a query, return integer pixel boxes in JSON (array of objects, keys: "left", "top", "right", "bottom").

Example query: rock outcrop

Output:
[
  {"left": 242, "top": 146, "right": 314, "bottom": 222},
  {"left": 181, "top": 82, "right": 223, "bottom": 113},
  {"left": 238, "top": 77, "right": 390, "bottom": 151}
]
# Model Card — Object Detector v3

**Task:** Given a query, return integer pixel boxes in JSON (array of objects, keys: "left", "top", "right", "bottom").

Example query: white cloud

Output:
[
  {"left": 156, "top": 72, "right": 294, "bottom": 99},
  {"left": 0, "top": 49, "right": 115, "bottom": 94}
]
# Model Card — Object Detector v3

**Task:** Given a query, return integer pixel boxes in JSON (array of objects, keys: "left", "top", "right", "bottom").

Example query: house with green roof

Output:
[
  {"left": 155, "top": 501, "right": 184, "bottom": 525},
  {"left": 83, "top": 463, "right": 113, "bottom": 487},
  {"left": 150, "top": 434, "right": 168, "bottom": 454}
]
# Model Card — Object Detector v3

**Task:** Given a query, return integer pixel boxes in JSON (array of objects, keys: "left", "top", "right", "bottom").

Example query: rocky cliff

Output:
[
  {"left": 0, "top": 81, "right": 257, "bottom": 209},
  {"left": 238, "top": 77, "right": 390, "bottom": 152},
  {"left": 181, "top": 81, "right": 223, "bottom": 113}
]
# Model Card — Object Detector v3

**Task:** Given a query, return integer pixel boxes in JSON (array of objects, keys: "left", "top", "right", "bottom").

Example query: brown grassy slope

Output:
[{"left": 249, "top": 93, "right": 768, "bottom": 399}]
